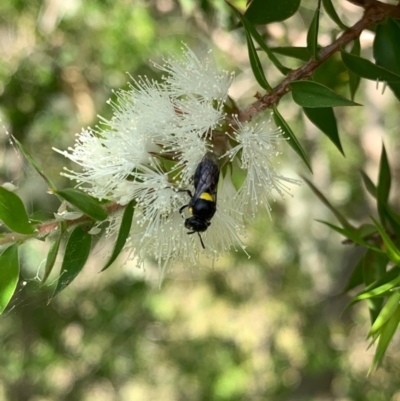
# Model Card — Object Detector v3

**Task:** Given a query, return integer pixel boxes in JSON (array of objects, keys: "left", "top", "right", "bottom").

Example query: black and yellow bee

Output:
[{"left": 179, "top": 152, "right": 220, "bottom": 248}]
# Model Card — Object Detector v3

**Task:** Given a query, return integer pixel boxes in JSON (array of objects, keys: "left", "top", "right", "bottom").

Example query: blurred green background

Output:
[{"left": 1, "top": 1, "right": 400, "bottom": 400}]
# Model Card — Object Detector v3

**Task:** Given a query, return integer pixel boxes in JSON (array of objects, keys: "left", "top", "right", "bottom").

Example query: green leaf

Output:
[
  {"left": 343, "top": 251, "right": 366, "bottom": 292},
  {"left": 368, "top": 291, "right": 400, "bottom": 338},
  {"left": 0, "top": 187, "right": 36, "bottom": 234},
  {"left": 271, "top": 46, "right": 310, "bottom": 62},
  {"left": 0, "top": 244, "right": 20, "bottom": 315},
  {"left": 322, "top": 0, "right": 348, "bottom": 30},
  {"left": 353, "top": 275, "right": 400, "bottom": 302},
  {"left": 373, "top": 18, "right": 400, "bottom": 100},
  {"left": 377, "top": 144, "right": 391, "bottom": 225},
  {"left": 302, "top": 178, "right": 353, "bottom": 229},
  {"left": 51, "top": 225, "right": 92, "bottom": 299},
  {"left": 290, "top": 81, "right": 360, "bottom": 107},
  {"left": 341, "top": 50, "right": 400, "bottom": 83},
  {"left": 363, "top": 264, "right": 398, "bottom": 295},
  {"left": 246, "top": 33, "right": 272, "bottom": 91},
  {"left": 240, "top": 13, "right": 291, "bottom": 75},
  {"left": 359, "top": 248, "right": 388, "bottom": 322},
  {"left": 348, "top": 39, "right": 361, "bottom": 100},
  {"left": 101, "top": 200, "right": 136, "bottom": 272},
  {"left": 386, "top": 204, "right": 400, "bottom": 230},
  {"left": 244, "top": 0, "right": 301, "bottom": 25},
  {"left": 358, "top": 224, "right": 377, "bottom": 239},
  {"left": 371, "top": 304, "right": 400, "bottom": 370},
  {"left": 41, "top": 224, "right": 64, "bottom": 285},
  {"left": 12, "top": 135, "right": 57, "bottom": 192},
  {"left": 371, "top": 216, "right": 400, "bottom": 266},
  {"left": 361, "top": 170, "right": 377, "bottom": 198},
  {"left": 306, "top": 0, "right": 321, "bottom": 60},
  {"left": 56, "top": 188, "right": 108, "bottom": 221},
  {"left": 272, "top": 105, "right": 312, "bottom": 172},
  {"left": 303, "top": 107, "right": 343, "bottom": 155},
  {"left": 227, "top": 2, "right": 282, "bottom": 85},
  {"left": 316, "top": 220, "right": 382, "bottom": 252},
  {"left": 362, "top": 257, "right": 393, "bottom": 324}
]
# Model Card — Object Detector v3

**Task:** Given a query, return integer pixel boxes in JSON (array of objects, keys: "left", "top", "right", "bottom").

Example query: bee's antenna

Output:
[{"left": 198, "top": 233, "right": 206, "bottom": 249}]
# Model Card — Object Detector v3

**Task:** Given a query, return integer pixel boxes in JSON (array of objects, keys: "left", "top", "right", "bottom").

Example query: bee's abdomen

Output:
[{"left": 191, "top": 198, "right": 216, "bottom": 220}]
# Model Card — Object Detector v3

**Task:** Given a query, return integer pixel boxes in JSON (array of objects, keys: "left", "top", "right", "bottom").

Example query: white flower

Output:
[
  {"left": 56, "top": 46, "right": 298, "bottom": 284},
  {"left": 123, "top": 171, "right": 246, "bottom": 287},
  {"left": 154, "top": 44, "right": 234, "bottom": 102},
  {"left": 223, "top": 115, "right": 301, "bottom": 218}
]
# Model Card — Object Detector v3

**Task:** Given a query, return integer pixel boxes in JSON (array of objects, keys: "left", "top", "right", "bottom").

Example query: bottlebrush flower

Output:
[
  {"left": 223, "top": 115, "right": 301, "bottom": 219},
  {"left": 55, "top": 45, "right": 299, "bottom": 283}
]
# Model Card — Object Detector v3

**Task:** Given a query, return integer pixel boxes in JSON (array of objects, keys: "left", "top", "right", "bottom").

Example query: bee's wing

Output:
[{"left": 193, "top": 153, "right": 220, "bottom": 200}]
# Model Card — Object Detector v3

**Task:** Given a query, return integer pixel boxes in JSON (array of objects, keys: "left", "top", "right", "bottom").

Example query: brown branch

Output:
[
  {"left": 238, "top": 0, "right": 400, "bottom": 122},
  {"left": 0, "top": 201, "right": 124, "bottom": 246}
]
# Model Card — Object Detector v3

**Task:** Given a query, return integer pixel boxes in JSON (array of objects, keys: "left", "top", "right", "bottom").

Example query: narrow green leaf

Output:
[
  {"left": 41, "top": 225, "right": 64, "bottom": 285},
  {"left": 362, "top": 255, "right": 392, "bottom": 324},
  {"left": 373, "top": 18, "right": 400, "bottom": 101},
  {"left": 273, "top": 105, "right": 312, "bottom": 172},
  {"left": 352, "top": 275, "right": 400, "bottom": 302},
  {"left": 101, "top": 200, "right": 136, "bottom": 272},
  {"left": 56, "top": 188, "right": 108, "bottom": 221},
  {"left": 322, "top": 0, "right": 348, "bottom": 30},
  {"left": 386, "top": 204, "right": 400, "bottom": 225},
  {"left": 383, "top": 209, "right": 400, "bottom": 256},
  {"left": 12, "top": 135, "right": 57, "bottom": 192},
  {"left": 368, "top": 291, "right": 400, "bottom": 337},
  {"left": 371, "top": 304, "right": 400, "bottom": 370},
  {"left": 271, "top": 46, "right": 310, "bottom": 62},
  {"left": 341, "top": 50, "right": 400, "bottom": 83},
  {"left": 0, "top": 187, "right": 36, "bottom": 234},
  {"left": 348, "top": 39, "right": 361, "bottom": 100},
  {"left": 0, "top": 244, "right": 19, "bottom": 315},
  {"left": 377, "top": 144, "right": 391, "bottom": 225},
  {"left": 244, "top": 0, "right": 301, "bottom": 25},
  {"left": 367, "top": 297, "right": 384, "bottom": 326},
  {"left": 343, "top": 251, "right": 366, "bottom": 292},
  {"left": 371, "top": 216, "right": 400, "bottom": 265},
  {"left": 290, "top": 81, "right": 360, "bottom": 107},
  {"left": 303, "top": 107, "right": 344, "bottom": 155},
  {"left": 361, "top": 170, "right": 377, "bottom": 198},
  {"left": 51, "top": 225, "right": 92, "bottom": 299},
  {"left": 363, "top": 265, "right": 398, "bottom": 295},
  {"left": 358, "top": 224, "right": 378, "bottom": 239},
  {"left": 306, "top": 0, "right": 321, "bottom": 60},
  {"left": 227, "top": 2, "right": 277, "bottom": 89},
  {"left": 316, "top": 220, "right": 382, "bottom": 252},
  {"left": 246, "top": 33, "right": 272, "bottom": 91},
  {"left": 360, "top": 250, "right": 388, "bottom": 325},
  {"left": 374, "top": 18, "right": 400, "bottom": 72},
  {"left": 303, "top": 178, "right": 353, "bottom": 229},
  {"left": 240, "top": 12, "right": 291, "bottom": 75}
]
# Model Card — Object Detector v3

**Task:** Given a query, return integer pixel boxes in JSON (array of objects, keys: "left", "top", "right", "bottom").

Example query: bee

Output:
[{"left": 179, "top": 152, "right": 220, "bottom": 249}]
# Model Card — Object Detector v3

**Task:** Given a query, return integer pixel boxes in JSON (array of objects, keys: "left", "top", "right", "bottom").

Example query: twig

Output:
[
  {"left": 238, "top": 0, "right": 400, "bottom": 122},
  {"left": 0, "top": 201, "right": 124, "bottom": 246}
]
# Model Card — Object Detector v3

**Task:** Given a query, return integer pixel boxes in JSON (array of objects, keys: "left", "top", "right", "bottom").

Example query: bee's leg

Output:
[
  {"left": 164, "top": 187, "right": 192, "bottom": 197},
  {"left": 186, "top": 231, "right": 206, "bottom": 249},
  {"left": 176, "top": 189, "right": 193, "bottom": 198},
  {"left": 179, "top": 204, "right": 189, "bottom": 214}
]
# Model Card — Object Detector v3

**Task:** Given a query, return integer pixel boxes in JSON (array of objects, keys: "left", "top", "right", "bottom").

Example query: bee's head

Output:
[{"left": 184, "top": 216, "right": 210, "bottom": 233}]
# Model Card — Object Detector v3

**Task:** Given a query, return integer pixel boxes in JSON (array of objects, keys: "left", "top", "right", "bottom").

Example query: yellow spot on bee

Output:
[
  {"left": 189, "top": 207, "right": 193, "bottom": 215},
  {"left": 199, "top": 192, "right": 213, "bottom": 202}
]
